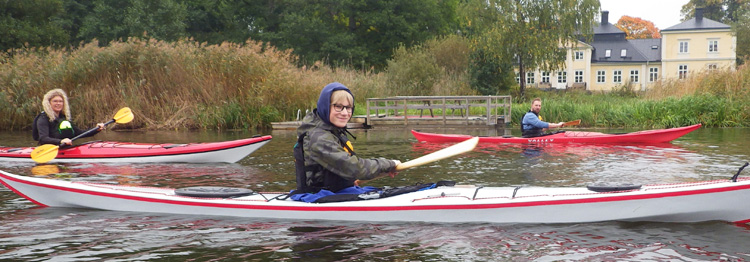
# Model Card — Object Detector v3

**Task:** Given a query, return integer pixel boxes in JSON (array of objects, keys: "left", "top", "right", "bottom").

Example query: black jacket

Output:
[{"left": 34, "top": 112, "right": 98, "bottom": 145}]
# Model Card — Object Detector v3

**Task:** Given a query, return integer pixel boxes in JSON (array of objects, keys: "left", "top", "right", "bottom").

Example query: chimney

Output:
[
  {"left": 602, "top": 11, "right": 609, "bottom": 25},
  {"left": 695, "top": 8, "right": 704, "bottom": 21}
]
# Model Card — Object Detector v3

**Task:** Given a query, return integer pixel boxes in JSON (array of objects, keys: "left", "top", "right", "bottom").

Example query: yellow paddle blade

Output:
[
  {"left": 30, "top": 144, "right": 60, "bottom": 164},
  {"left": 563, "top": 119, "right": 581, "bottom": 127},
  {"left": 396, "top": 137, "right": 479, "bottom": 171},
  {"left": 114, "top": 107, "right": 134, "bottom": 124}
]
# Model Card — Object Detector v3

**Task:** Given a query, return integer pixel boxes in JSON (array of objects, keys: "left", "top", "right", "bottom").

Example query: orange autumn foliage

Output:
[{"left": 615, "top": 15, "right": 661, "bottom": 39}]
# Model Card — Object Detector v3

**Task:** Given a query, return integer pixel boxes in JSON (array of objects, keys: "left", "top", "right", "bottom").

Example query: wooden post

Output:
[
  {"left": 442, "top": 98, "right": 447, "bottom": 125},
  {"left": 366, "top": 99, "right": 371, "bottom": 126},
  {"left": 403, "top": 98, "right": 408, "bottom": 125}
]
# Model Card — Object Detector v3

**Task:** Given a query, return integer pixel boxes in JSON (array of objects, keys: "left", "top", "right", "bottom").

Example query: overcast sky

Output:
[{"left": 599, "top": 0, "right": 690, "bottom": 30}]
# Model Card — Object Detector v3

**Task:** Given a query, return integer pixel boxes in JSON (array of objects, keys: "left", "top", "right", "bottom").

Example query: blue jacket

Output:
[{"left": 521, "top": 111, "right": 548, "bottom": 137}]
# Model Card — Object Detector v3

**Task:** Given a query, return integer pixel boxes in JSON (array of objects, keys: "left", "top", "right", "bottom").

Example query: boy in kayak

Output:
[
  {"left": 521, "top": 97, "right": 563, "bottom": 137},
  {"left": 32, "top": 89, "right": 104, "bottom": 146},
  {"left": 292, "top": 82, "right": 400, "bottom": 202}
]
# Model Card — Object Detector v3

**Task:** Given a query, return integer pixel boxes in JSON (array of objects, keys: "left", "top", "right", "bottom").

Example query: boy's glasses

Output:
[{"left": 332, "top": 104, "right": 353, "bottom": 113}]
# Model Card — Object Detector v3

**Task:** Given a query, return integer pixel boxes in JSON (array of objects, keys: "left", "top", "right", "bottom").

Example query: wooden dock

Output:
[
  {"left": 365, "top": 96, "right": 511, "bottom": 128},
  {"left": 271, "top": 95, "right": 512, "bottom": 129}
]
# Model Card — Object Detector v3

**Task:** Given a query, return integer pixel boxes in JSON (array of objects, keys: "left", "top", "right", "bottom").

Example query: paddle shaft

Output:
[
  {"left": 69, "top": 119, "right": 113, "bottom": 141},
  {"left": 356, "top": 137, "right": 479, "bottom": 185}
]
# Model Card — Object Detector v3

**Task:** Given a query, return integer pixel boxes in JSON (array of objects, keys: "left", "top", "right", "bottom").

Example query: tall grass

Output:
[
  {"left": 2, "top": 36, "right": 748, "bottom": 131},
  {"left": 513, "top": 69, "right": 750, "bottom": 128},
  {"left": 0, "top": 38, "right": 394, "bottom": 130}
]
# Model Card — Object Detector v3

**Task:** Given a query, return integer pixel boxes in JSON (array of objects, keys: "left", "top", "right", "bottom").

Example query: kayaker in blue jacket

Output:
[
  {"left": 33, "top": 89, "right": 104, "bottom": 146},
  {"left": 521, "top": 98, "right": 563, "bottom": 138},
  {"left": 292, "top": 82, "right": 400, "bottom": 202}
]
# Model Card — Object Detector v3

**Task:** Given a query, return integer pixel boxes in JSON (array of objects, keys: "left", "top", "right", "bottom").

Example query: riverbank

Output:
[{"left": 2, "top": 38, "right": 748, "bottom": 131}]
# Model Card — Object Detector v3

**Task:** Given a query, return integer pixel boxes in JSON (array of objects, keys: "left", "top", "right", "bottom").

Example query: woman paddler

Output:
[{"left": 32, "top": 89, "right": 104, "bottom": 146}]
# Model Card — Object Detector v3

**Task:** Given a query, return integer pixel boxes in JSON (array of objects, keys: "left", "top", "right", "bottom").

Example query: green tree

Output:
[
  {"left": 469, "top": 48, "right": 515, "bottom": 95},
  {"left": 459, "top": 0, "right": 599, "bottom": 99},
  {"left": 0, "top": 0, "right": 68, "bottom": 51},
  {"left": 58, "top": 0, "right": 96, "bottom": 46},
  {"left": 680, "top": 0, "right": 745, "bottom": 22},
  {"left": 78, "top": 0, "right": 188, "bottom": 44},
  {"left": 260, "top": 0, "right": 459, "bottom": 70},
  {"left": 732, "top": 4, "right": 750, "bottom": 64},
  {"left": 182, "top": 0, "right": 282, "bottom": 44}
]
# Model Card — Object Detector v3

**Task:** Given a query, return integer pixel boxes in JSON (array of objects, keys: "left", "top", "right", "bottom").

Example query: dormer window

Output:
[
  {"left": 620, "top": 49, "right": 627, "bottom": 57},
  {"left": 651, "top": 45, "right": 658, "bottom": 49},
  {"left": 605, "top": 49, "right": 611, "bottom": 57}
]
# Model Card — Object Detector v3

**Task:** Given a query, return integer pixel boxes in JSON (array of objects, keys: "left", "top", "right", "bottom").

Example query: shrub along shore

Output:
[{"left": 1, "top": 37, "right": 748, "bottom": 131}]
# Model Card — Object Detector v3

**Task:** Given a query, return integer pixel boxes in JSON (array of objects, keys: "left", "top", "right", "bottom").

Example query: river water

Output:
[{"left": 1, "top": 126, "right": 749, "bottom": 261}]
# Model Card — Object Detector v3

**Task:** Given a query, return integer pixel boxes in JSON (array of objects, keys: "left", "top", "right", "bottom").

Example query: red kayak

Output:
[
  {"left": 0, "top": 136, "right": 272, "bottom": 163},
  {"left": 412, "top": 124, "right": 701, "bottom": 144}
]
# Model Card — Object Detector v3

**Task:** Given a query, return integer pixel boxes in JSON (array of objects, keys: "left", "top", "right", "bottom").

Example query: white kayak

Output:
[{"left": 2, "top": 168, "right": 750, "bottom": 224}]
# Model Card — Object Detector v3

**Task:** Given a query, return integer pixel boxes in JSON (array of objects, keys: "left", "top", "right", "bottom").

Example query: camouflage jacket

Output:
[{"left": 296, "top": 110, "right": 396, "bottom": 191}]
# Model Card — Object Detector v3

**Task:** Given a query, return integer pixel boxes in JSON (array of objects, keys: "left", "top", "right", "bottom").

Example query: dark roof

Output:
[
  {"left": 590, "top": 38, "right": 661, "bottom": 63},
  {"left": 662, "top": 17, "right": 730, "bottom": 32},
  {"left": 629, "top": 39, "right": 661, "bottom": 61},
  {"left": 594, "top": 23, "right": 625, "bottom": 35}
]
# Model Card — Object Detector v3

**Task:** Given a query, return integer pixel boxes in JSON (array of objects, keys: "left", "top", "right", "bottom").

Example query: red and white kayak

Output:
[
  {"left": 412, "top": 124, "right": 701, "bottom": 144},
  {"left": 0, "top": 136, "right": 271, "bottom": 163},
  {"left": 2, "top": 168, "right": 749, "bottom": 224}
]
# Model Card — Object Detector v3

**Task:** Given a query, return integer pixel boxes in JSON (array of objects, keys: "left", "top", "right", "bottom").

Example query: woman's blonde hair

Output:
[
  {"left": 330, "top": 90, "right": 353, "bottom": 106},
  {"left": 42, "top": 89, "right": 71, "bottom": 121}
]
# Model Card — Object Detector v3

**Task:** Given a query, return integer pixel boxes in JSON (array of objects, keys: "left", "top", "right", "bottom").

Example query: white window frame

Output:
[
  {"left": 526, "top": 72, "right": 535, "bottom": 84},
  {"left": 515, "top": 72, "right": 520, "bottom": 83},
  {"left": 613, "top": 70, "right": 622, "bottom": 83},
  {"left": 649, "top": 67, "right": 659, "bottom": 82},
  {"left": 678, "top": 65, "right": 688, "bottom": 79},
  {"left": 557, "top": 71, "right": 567, "bottom": 83},
  {"left": 679, "top": 41, "right": 689, "bottom": 53},
  {"left": 574, "top": 51, "right": 584, "bottom": 61},
  {"left": 605, "top": 49, "right": 611, "bottom": 57},
  {"left": 630, "top": 70, "right": 639, "bottom": 83},
  {"left": 541, "top": 72, "right": 550, "bottom": 83},
  {"left": 574, "top": 70, "right": 584, "bottom": 83},
  {"left": 708, "top": 39, "right": 719, "bottom": 53},
  {"left": 620, "top": 49, "right": 627, "bottom": 57},
  {"left": 596, "top": 70, "right": 606, "bottom": 83}
]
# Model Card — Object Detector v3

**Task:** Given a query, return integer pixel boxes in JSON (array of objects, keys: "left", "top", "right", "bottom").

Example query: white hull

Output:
[{"left": 2, "top": 170, "right": 750, "bottom": 224}]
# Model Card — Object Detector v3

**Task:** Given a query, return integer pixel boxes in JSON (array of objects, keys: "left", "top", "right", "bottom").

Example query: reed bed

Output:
[
  {"left": 2, "top": 37, "right": 748, "bottom": 131},
  {"left": 0, "top": 38, "right": 394, "bottom": 130}
]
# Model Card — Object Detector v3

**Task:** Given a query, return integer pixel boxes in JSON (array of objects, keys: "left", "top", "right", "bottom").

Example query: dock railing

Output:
[{"left": 365, "top": 96, "right": 511, "bottom": 126}]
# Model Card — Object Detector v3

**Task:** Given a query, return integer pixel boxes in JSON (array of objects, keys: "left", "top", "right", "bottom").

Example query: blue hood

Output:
[{"left": 316, "top": 82, "right": 354, "bottom": 126}]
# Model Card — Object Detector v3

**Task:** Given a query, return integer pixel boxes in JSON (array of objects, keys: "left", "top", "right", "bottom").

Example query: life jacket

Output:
[
  {"left": 31, "top": 112, "right": 45, "bottom": 141},
  {"left": 32, "top": 112, "right": 76, "bottom": 141},
  {"left": 292, "top": 129, "right": 356, "bottom": 195},
  {"left": 521, "top": 110, "right": 544, "bottom": 138}
]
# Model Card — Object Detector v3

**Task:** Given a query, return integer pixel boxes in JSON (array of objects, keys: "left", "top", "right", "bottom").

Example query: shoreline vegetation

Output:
[{"left": 2, "top": 37, "right": 748, "bottom": 131}]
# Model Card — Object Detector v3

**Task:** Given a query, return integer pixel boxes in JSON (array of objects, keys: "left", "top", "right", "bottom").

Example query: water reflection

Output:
[
  {"left": 2, "top": 127, "right": 750, "bottom": 261},
  {"left": 1, "top": 208, "right": 749, "bottom": 261}
]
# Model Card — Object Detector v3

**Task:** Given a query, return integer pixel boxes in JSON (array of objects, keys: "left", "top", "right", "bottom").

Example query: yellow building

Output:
[
  {"left": 660, "top": 9, "right": 736, "bottom": 80},
  {"left": 521, "top": 8, "right": 735, "bottom": 91}
]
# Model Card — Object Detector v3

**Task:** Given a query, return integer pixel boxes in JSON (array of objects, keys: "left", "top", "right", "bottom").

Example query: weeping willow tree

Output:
[{"left": 460, "top": 0, "right": 600, "bottom": 99}]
